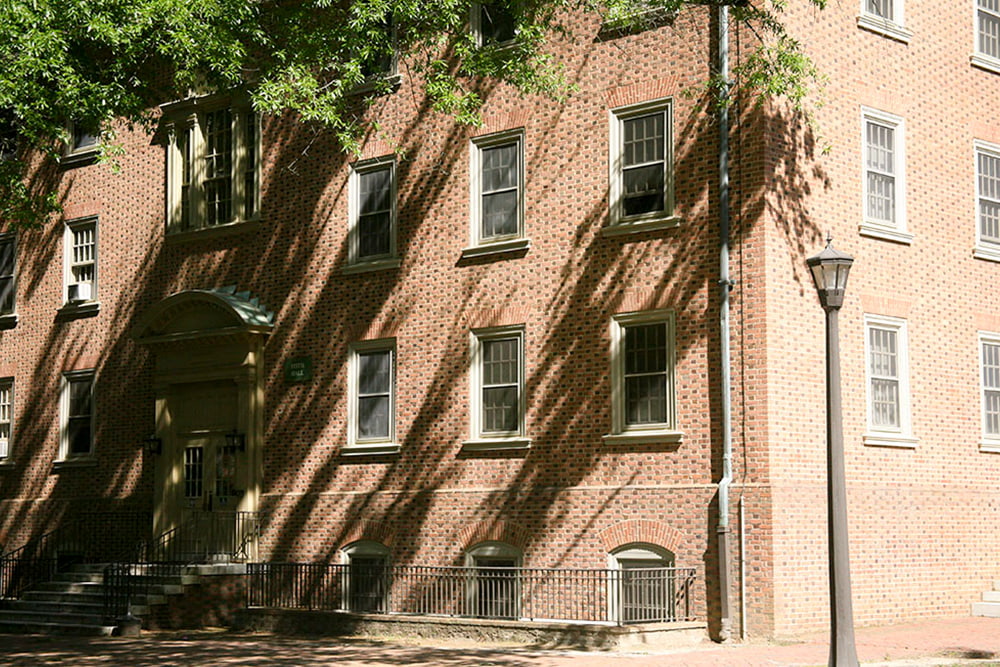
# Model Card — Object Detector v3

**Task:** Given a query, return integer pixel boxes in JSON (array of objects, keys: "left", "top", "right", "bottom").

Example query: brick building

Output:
[{"left": 1, "top": 1, "right": 999, "bottom": 642}]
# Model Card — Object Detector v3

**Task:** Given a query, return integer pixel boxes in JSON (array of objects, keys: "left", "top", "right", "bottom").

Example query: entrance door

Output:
[{"left": 168, "top": 380, "right": 241, "bottom": 562}]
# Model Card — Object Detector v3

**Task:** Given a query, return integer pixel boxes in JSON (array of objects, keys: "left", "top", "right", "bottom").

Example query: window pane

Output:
[
  {"left": 483, "top": 339, "right": 518, "bottom": 384},
  {"left": 358, "top": 350, "right": 391, "bottom": 394},
  {"left": 866, "top": 0, "right": 892, "bottom": 19},
  {"left": 623, "top": 114, "right": 665, "bottom": 167},
  {"left": 869, "top": 327, "right": 900, "bottom": 429},
  {"left": 482, "top": 191, "right": 518, "bottom": 238},
  {"left": 985, "top": 342, "right": 1000, "bottom": 436},
  {"left": 623, "top": 322, "right": 669, "bottom": 426},
  {"left": 979, "top": 152, "right": 1000, "bottom": 243},
  {"left": 67, "top": 416, "right": 91, "bottom": 455},
  {"left": 204, "top": 109, "right": 233, "bottom": 225},
  {"left": 244, "top": 113, "right": 257, "bottom": 219},
  {"left": 480, "top": 4, "right": 516, "bottom": 44},
  {"left": 359, "top": 212, "right": 392, "bottom": 257},
  {"left": 981, "top": 7, "right": 1000, "bottom": 59},
  {"left": 0, "top": 381, "right": 10, "bottom": 459},
  {"left": 358, "top": 167, "right": 393, "bottom": 258},
  {"left": 482, "top": 386, "right": 518, "bottom": 432},
  {"left": 358, "top": 396, "right": 390, "bottom": 439},
  {"left": 185, "top": 446, "right": 204, "bottom": 498},
  {"left": 69, "top": 378, "right": 92, "bottom": 417},
  {"left": 482, "top": 144, "right": 518, "bottom": 191}
]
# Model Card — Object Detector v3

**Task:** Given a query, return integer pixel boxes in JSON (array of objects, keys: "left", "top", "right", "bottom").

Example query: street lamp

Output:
[{"left": 807, "top": 236, "right": 860, "bottom": 667}]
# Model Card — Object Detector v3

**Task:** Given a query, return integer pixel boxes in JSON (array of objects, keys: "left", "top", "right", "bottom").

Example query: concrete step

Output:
[
  {"left": 2, "top": 599, "right": 104, "bottom": 616},
  {"left": 21, "top": 590, "right": 105, "bottom": 605},
  {"left": 0, "top": 608, "right": 106, "bottom": 627},
  {"left": 983, "top": 590, "right": 1000, "bottom": 603},
  {"left": 972, "top": 601, "right": 1000, "bottom": 618},
  {"left": 0, "top": 618, "right": 115, "bottom": 637}
]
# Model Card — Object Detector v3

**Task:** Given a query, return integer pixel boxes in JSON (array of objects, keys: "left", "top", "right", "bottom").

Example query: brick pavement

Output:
[{"left": 0, "top": 617, "right": 998, "bottom": 666}]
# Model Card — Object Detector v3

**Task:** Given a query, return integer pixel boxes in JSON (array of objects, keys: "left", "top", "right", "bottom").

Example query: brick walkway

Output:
[{"left": 0, "top": 617, "right": 998, "bottom": 666}]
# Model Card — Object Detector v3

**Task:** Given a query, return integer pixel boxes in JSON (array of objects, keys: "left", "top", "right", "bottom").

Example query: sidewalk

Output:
[{"left": 0, "top": 616, "right": 997, "bottom": 666}]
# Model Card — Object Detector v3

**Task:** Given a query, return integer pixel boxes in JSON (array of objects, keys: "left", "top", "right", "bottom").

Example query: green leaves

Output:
[{"left": 0, "top": 0, "right": 827, "bottom": 228}]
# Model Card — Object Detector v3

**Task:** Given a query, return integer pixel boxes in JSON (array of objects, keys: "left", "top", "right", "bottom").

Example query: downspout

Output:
[{"left": 716, "top": 2, "right": 735, "bottom": 643}]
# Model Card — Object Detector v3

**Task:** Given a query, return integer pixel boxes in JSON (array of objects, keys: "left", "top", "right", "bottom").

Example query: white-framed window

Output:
[
  {"left": 62, "top": 120, "right": 99, "bottom": 164},
  {"left": 863, "top": 315, "right": 916, "bottom": 447},
  {"left": 860, "top": 108, "right": 910, "bottom": 243},
  {"left": 607, "top": 99, "right": 676, "bottom": 235},
  {"left": 975, "top": 140, "right": 1000, "bottom": 261},
  {"left": 341, "top": 541, "right": 391, "bottom": 613},
  {"left": 466, "top": 129, "right": 528, "bottom": 257},
  {"left": 857, "top": 0, "right": 912, "bottom": 42},
  {"left": 980, "top": 332, "right": 1000, "bottom": 451},
  {"left": 472, "top": 3, "right": 517, "bottom": 46},
  {"left": 60, "top": 370, "right": 95, "bottom": 460},
  {"left": 164, "top": 98, "right": 260, "bottom": 233},
  {"left": 608, "top": 544, "right": 677, "bottom": 624},
  {"left": 465, "top": 542, "right": 522, "bottom": 619},
  {"left": 346, "top": 158, "right": 399, "bottom": 272},
  {"left": 345, "top": 340, "right": 400, "bottom": 456},
  {"left": 604, "top": 309, "right": 681, "bottom": 444},
  {"left": 0, "top": 378, "right": 12, "bottom": 460},
  {"left": 0, "top": 233, "right": 15, "bottom": 320},
  {"left": 63, "top": 217, "right": 97, "bottom": 307},
  {"left": 974, "top": 0, "right": 1000, "bottom": 72},
  {"left": 466, "top": 325, "right": 529, "bottom": 449}
]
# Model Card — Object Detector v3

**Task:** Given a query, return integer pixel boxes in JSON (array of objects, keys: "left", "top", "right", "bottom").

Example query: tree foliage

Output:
[{"left": 0, "top": 0, "right": 824, "bottom": 227}]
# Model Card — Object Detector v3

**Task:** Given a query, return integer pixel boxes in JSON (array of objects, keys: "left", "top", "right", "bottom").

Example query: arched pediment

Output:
[{"left": 133, "top": 286, "right": 274, "bottom": 345}]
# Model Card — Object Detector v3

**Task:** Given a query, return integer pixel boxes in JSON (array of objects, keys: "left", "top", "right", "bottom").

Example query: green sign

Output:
[{"left": 285, "top": 357, "right": 312, "bottom": 383}]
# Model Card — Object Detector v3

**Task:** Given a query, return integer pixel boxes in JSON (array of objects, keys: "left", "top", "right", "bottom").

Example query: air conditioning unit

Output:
[{"left": 67, "top": 282, "right": 92, "bottom": 303}]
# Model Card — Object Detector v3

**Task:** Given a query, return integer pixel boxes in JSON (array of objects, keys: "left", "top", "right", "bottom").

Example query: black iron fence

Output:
[
  {"left": 246, "top": 563, "right": 696, "bottom": 626},
  {"left": 0, "top": 511, "right": 152, "bottom": 600}
]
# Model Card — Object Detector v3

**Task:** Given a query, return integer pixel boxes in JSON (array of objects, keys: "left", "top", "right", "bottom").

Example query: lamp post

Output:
[{"left": 806, "top": 236, "right": 859, "bottom": 667}]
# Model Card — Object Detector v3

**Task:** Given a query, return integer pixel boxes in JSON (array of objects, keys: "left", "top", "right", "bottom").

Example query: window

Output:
[
  {"left": 346, "top": 158, "right": 399, "bottom": 272},
  {"left": 358, "top": 15, "right": 398, "bottom": 83},
  {"left": 605, "top": 309, "right": 680, "bottom": 444},
  {"left": 345, "top": 340, "right": 399, "bottom": 455},
  {"left": 62, "top": 121, "right": 99, "bottom": 164},
  {"left": 857, "top": 0, "right": 911, "bottom": 41},
  {"left": 466, "top": 542, "right": 521, "bottom": 619},
  {"left": 600, "top": 0, "right": 677, "bottom": 32},
  {"left": 607, "top": 99, "right": 675, "bottom": 234},
  {"left": 974, "top": 0, "right": 1000, "bottom": 71},
  {"left": 0, "top": 378, "right": 11, "bottom": 460},
  {"left": 467, "top": 130, "right": 528, "bottom": 256},
  {"left": 861, "top": 108, "right": 910, "bottom": 243},
  {"left": 341, "top": 541, "right": 390, "bottom": 613},
  {"left": 164, "top": 98, "right": 259, "bottom": 233},
  {"left": 472, "top": 3, "right": 516, "bottom": 46},
  {"left": 466, "top": 326, "right": 528, "bottom": 449},
  {"left": 609, "top": 544, "right": 677, "bottom": 624},
  {"left": 63, "top": 217, "right": 97, "bottom": 308},
  {"left": 863, "top": 315, "right": 916, "bottom": 447},
  {"left": 0, "top": 233, "right": 15, "bottom": 323},
  {"left": 60, "top": 371, "right": 95, "bottom": 459},
  {"left": 975, "top": 141, "right": 1000, "bottom": 261},
  {"left": 981, "top": 333, "right": 1000, "bottom": 451}
]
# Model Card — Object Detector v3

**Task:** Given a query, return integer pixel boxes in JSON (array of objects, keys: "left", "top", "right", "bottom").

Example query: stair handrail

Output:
[{"left": 0, "top": 524, "right": 74, "bottom": 599}]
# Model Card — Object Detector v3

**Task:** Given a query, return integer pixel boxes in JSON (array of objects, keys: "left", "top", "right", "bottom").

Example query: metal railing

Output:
[
  {"left": 103, "top": 511, "right": 262, "bottom": 624},
  {"left": 0, "top": 511, "right": 152, "bottom": 600},
  {"left": 246, "top": 563, "right": 696, "bottom": 626}
]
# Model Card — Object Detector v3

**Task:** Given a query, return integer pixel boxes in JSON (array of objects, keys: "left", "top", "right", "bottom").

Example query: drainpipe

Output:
[{"left": 716, "top": 2, "right": 735, "bottom": 644}]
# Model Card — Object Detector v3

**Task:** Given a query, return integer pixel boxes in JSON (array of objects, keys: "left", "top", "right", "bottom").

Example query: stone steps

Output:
[{"left": 971, "top": 580, "right": 1000, "bottom": 618}]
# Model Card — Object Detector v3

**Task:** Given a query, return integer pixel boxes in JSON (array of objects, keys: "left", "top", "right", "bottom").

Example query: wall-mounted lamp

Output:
[
  {"left": 144, "top": 434, "right": 163, "bottom": 455},
  {"left": 224, "top": 429, "right": 246, "bottom": 453}
]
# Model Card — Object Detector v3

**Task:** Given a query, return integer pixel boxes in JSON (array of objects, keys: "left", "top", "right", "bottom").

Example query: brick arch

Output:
[
  {"left": 456, "top": 520, "right": 532, "bottom": 552},
  {"left": 597, "top": 520, "right": 684, "bottom": 554},
  {"left": 338, "top": 519, "right": 396, "bottom": 551}
]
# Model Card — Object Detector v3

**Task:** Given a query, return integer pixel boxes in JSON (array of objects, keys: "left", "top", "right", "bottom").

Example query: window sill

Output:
[
  {"left": 461, "top": 437, "right": 531, "bottom": 452},
  {"left": 980, "top": 439, "right": 1000, "bottom": 453},
  {"left": 341, "top": 442, "right": 402, "bottom": 457},
  {"left": 603, "top": 429, "right": 683, "bottom": 445},
  {"left": 859, "top": 223, "right": 913, "bottom": 245},
  {"left": 59, "top": 148, "right": 99, "bottom": 168},
  {"left": 342, "top": 257, "right": 402, "bottom": 275},
  {"left": 599, "top": 7, "right": 677, "bottom": 36},
  {"left": 461, "top": 237, "right": 530, "bottom": 260},
  {"left": 53, "top": 456, "right": 97, "bottom": 469},
  {"left": 601, "top": 216, "right": 681, "bottom": 238},
  {"left": 351, "top": 73, "right": 403, "bottom": 96},
  {"left": 862, "top": 433, "right": 918, "bottom": 448},
  {"left": 166, "top": 218, "right": 262, "bottom": 244},
  {"left": 971, "top": 54, "right": 1000, "bottom": 75},
  {"left": 856, "top": 15, "right": 912, "bottom": 43},
  {"left": 0, "top": 458, "right": 14, "bottom": 469},
  {"left": 57, "top": 301, "right": 100, "bottom": 320},
  {"left": 0, "top": 313, "right": 17, "bottom": 330},
  {"left": 973, "top": 244, "right": 1000, "bottom": 263}
]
